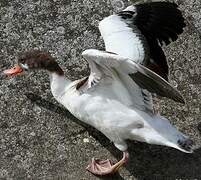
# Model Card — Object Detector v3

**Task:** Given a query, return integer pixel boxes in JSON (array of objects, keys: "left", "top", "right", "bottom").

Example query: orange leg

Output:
[{"left": 86, "top": 151, "right": 129, "bottom": 176}]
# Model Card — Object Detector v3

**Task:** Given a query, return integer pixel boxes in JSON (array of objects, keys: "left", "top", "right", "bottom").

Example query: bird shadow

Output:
[{"left": 25, "top": 92, "right": 201, "bottom": 180}]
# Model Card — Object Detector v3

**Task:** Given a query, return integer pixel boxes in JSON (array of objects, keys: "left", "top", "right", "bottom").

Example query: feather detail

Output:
[{"left": 118, "top": 2, "right": 186, "bottom": 80}]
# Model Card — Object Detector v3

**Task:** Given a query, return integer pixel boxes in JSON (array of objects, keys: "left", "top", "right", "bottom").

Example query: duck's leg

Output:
[{"left": 86, "top": 151, "right": 129, "bottom": 176}]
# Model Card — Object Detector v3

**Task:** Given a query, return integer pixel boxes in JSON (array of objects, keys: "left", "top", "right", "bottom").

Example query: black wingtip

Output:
[
  {"left": 132, "top": 1, "right": 186, "bottom": 80},
  {"left": 135, "top": 1, "right": 186, "bottom": 45}
]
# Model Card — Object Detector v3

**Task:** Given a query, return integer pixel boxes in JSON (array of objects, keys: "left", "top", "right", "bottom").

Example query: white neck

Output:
[{"left": 49, "top": 73, "right": 71, "bottom": 99}]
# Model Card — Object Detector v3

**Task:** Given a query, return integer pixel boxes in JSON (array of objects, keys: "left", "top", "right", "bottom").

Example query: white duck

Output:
[{"left": 4, "top": 1, "right": 193, "bottom": 176}]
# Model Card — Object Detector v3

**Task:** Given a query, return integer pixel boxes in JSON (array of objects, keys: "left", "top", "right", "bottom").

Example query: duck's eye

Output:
[{"left": 20, "top": 63, "right": 29, "bottom": 70}]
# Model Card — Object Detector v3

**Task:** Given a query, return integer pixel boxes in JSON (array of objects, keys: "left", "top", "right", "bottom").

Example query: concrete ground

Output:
[{"left": 0, "top": 0, "right": 201, "bottom": 179}]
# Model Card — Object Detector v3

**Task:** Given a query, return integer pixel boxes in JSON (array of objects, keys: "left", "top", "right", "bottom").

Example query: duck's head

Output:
[{"left": 4, "top": 50, "right": 64, "bottom": 76}]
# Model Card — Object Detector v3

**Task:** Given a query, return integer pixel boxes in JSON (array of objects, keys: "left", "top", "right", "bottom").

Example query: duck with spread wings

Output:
[{"left": 4, "top": 2, "right": 193, "bottom": 176}]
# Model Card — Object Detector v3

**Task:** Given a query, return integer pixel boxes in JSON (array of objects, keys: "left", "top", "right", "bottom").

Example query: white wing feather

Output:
[
  {"left": 98, "top": 14, "right": 145, "bottom": 63},
  {"left": 82, "top": 49, "right": 185, "bottom": 104}
]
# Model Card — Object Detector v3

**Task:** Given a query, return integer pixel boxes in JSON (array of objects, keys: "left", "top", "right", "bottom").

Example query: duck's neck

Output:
[{"left": 49, "top": 72, "right": 71, "bottom": 99}]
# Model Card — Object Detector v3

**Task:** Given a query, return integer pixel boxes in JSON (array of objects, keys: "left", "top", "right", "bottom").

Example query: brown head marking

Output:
[{"left": 18, "top": 50, "right": 64, "bottom": 75}]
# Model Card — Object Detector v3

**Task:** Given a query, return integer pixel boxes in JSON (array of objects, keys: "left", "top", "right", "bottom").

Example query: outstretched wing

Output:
[
  {"left": 99, "top": 2, "right": 186, "bottom": 81},
  {"left": 131, "top": 2, "right": 186, "bottom": 46},
  {"left": 82, "top": 49, "right": 185, "bottom": 104}
]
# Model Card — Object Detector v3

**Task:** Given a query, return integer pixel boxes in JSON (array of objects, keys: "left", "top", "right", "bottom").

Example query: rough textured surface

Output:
[{"left": 0, "top": 0, "right": 201, "bottom": 179}]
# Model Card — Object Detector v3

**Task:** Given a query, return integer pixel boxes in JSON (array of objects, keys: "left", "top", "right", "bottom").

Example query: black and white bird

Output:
[{"left": 4, "top": 1, "right": 193, "bottom": 176}]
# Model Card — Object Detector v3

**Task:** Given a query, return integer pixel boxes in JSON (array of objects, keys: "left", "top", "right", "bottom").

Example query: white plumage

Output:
[
  {"left": 99, "top": 14, "right": 146, "bottom": 62},
  {"left": 50, "top": 2, "right": 193, "bottom": 174},
  {"left": 50, "top": 49, "right": 190, "bottom": 154},
  {"left": 4, "top": 1, "right": 193, "bottom": 176}
]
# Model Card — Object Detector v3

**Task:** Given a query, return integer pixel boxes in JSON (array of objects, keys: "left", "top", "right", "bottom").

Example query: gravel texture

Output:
[{"left": 0, "top": 0, "right": 201, "bottom": 179}]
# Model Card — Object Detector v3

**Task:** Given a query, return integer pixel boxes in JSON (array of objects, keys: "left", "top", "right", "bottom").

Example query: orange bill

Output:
[{"left": 3, "top": 65, "right": 23, "bottom": 76}]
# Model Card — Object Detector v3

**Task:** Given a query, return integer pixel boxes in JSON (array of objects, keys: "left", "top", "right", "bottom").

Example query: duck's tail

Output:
[
  {"left": 163, "top": 133, "right": 194, "bottom": 153},
  {"left": 147, "top": 114, "right": 194, "bottom": 153},
  {"left": 176, "top": 137, "right": 194, "bottom": 153}
]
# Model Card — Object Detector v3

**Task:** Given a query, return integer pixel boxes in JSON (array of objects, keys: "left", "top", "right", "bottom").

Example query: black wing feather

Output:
[
  {"left": 135, "top": 2, "right": 185, "bottom": 43},
  {"left": 119, "top": 2, "right": 186, "bottom": 81},
  {"left": 134, "top": 2, "right": 186, "bottom": 80}
]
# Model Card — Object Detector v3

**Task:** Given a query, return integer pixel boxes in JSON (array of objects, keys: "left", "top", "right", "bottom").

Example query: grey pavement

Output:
[{"left": 0, "top": 0, "right": 201, "bottom": 179}]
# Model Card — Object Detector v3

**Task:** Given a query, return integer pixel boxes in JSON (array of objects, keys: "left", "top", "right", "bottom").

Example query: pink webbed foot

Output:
[{"left": 86, "top": 151, "right": 129, "bottom": 176}]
